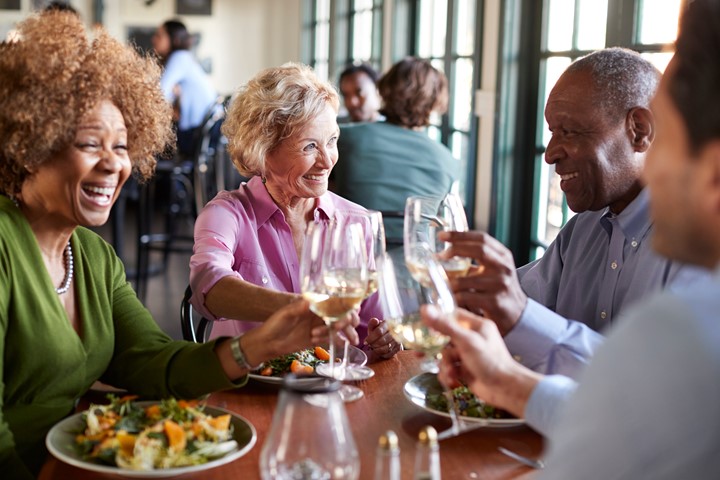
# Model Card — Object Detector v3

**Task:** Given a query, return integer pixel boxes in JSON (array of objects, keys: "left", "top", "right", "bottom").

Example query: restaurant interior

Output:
[{"left": 0, "top": 0, "right": 701, "bottom": 479}]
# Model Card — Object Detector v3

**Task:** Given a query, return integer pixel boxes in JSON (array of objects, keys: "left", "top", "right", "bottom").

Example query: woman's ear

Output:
[{"left": 627, "top": 107, "right": 654, "bottom": 153}]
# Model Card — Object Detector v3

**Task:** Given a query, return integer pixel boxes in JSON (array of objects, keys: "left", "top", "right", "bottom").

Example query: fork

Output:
[{"left": 497, "top": 446, "right": 545, "bottom": 469}]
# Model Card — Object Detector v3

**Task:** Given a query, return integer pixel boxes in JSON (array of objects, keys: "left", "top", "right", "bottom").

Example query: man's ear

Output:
[{"left": 627, "top": 107, "right": 654, "bottom": 153}]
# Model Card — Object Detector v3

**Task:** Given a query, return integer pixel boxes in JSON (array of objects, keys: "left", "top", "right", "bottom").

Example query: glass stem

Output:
[
  {"left": 438, "top": 375, "right": 463, "bottom": 435},
  {"left": 341, "top": 338, "right": 350, "bottom": 371},
  {"left": 328, "top": 324, "right": 336, "bottom": 379}
]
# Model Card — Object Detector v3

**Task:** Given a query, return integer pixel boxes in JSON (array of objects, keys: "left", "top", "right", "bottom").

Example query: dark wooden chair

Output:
[{"left": 180, "top": 285, "right": 211, "bottom": 343}]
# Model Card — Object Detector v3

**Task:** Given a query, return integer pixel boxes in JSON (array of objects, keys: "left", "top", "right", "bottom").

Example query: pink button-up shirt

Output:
[{"left": 189, "top": 175, "right": 382, "bottom": 343}]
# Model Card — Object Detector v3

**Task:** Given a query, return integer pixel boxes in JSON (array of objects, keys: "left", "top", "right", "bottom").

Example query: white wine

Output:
[
  {"left": 387, "top": 312, "right": 449, "bottom": 356},
  {"left": 304, "top": 291, "right": 365, "bottom": 322},
  {"left": 406, "top": 260, "right": 432, "bottom": 286},
  {"left": 364, "top": 270, "right": 378, "bottom": 299},
  {"left": 441, "top": 258, "right": 471, "bottom": 280}
]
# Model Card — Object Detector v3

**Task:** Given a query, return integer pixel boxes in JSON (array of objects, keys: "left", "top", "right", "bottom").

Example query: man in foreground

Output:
[{"left": 425, "top": 1, "right": 720, "bottom": 476}]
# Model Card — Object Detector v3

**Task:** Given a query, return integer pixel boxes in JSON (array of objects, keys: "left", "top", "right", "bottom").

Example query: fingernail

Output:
[{"left": 425, "top": 304, "right": 441, "bottom": 319}]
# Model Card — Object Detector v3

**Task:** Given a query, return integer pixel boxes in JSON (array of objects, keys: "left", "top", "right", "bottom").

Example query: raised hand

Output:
[{"left": 437, "top": 231, "right": 528, "bottom": 336}]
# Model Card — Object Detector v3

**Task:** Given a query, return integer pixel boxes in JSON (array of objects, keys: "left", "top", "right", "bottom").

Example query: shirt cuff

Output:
[
  {"left": 504, "top": 299, "right": 571, "bottom": 370},
  {"left": 524, "top": 374, "right": 577, "bottom": 437}
]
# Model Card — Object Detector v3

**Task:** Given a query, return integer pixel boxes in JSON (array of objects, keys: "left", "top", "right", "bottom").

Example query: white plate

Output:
[
  {"left": 403, "top": 372, "right": 525, "bottom": 427},
  {"left": 45, "top": 402, "right": 256, "bottom": 477},
  {"left": 248, "top": 344, "right": 368, "bottom": 385}
]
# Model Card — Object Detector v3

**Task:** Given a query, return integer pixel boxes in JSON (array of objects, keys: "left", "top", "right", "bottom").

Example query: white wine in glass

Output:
[
  {"left": 376, "top": 250, "right": 466, "bottom": 435},
  {"left": 300, "top": 219, "right": 368, "bottom": 401},
  {"left": 404, "top": 194, "right": 471, "bottom": 281}
]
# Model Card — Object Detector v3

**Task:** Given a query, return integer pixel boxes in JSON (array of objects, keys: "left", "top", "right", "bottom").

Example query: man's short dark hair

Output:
[
  {"left": 670, "top": 0, "right": 720, "bottom": 154},
  {"left": 339, "top": 62, "right": 380, "bottom": 85}
]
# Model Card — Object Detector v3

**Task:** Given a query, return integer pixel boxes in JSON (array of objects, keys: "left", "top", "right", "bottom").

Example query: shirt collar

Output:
[{"left": 600, "top": 188, "right": 652, "bottom": 241}]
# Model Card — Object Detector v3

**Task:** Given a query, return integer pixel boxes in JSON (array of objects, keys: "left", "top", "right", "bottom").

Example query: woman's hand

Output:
[{"left": 364, "top": 318, "right": 402, "bottom": 361}]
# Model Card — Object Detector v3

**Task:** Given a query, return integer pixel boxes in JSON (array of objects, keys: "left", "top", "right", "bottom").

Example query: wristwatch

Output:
[{"left": 230, "top": 336, "right": 263, "bottom": 371}]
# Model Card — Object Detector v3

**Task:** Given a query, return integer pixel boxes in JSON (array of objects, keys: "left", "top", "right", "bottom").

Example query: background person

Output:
[
  {"left": 337, "top": 62, "right": 382, "bottom": 123},
  {"left": 0, "top": 12, "right": 342, "bottom": 478},
  {"left": 424, "top": 2, "right": 720, "bottom": 476},
  {"left": 151, "top": 19, "right": 217, "bottom": 157},
  {"left": 189, "top": 63, "right": 400, "bottom": 361},
  {"left": 332, "top": 57, "right": 459, "bottom": 241}
]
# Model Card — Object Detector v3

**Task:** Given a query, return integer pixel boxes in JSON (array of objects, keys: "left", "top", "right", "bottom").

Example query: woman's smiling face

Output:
[
  {"left": 23, "top": 99, "right": 131, "bottom": 227},
  {"left": 264, "top": 102, "right": 339, "bottom": 206}
]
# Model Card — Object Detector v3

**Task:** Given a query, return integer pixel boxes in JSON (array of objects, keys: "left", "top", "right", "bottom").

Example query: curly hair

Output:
[
  {"left": 222, "top": 62, "right": 339, "bottom": 178},
  {"left": 378, "top": 57, "right": 448, "bottom": 128},
  {"left": 0, "top": 11, "right": 174, "bottom": 196}
]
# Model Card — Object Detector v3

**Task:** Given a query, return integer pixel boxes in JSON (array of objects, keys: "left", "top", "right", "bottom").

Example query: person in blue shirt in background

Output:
[
  {"left": 152, "top": 19, "right": 217, "bottom": 157},
  {"left": 425, "top": 1, "right": 720, "bottom": 476}
]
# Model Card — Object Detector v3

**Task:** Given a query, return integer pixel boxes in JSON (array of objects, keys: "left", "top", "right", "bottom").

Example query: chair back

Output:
[
  {"left": 180, "top": 285, "right": 211, "bottom": 343},
  {"left": 379, "top": 210, "right": 405, "bottom": 247}
]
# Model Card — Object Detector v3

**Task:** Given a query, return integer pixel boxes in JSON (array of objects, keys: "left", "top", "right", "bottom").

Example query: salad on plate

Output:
[{"left": 74, "top": 395, "right": 238, "bottom": 470}]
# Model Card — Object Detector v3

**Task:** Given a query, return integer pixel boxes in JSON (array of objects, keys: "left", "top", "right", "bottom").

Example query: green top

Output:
[
  {"left": 334, "top": 122, "right": 459, "bottom": 241},
  {"left": 0, "top": 196, "right": 246, "bottom": 479}
]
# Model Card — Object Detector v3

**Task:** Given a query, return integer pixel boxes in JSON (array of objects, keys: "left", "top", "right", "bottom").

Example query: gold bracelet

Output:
[{"left": 230, "top": 336, "right": 263, "bottom": 370}]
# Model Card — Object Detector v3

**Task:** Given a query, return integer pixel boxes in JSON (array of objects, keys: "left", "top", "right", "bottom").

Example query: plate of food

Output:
[
  {"left": 403, "top": 372, "right": 524, "bottom": 427},
  {"left": 46, "top": 395, "right": 256, "bottom": 477},
  {"left": 248, "top": 345, "right": 368, "bottom": 384}
]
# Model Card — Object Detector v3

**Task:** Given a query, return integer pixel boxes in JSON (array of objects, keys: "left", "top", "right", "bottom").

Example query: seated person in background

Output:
[
  {"left": 0, "top": 12, "right": 347, "bottom": 478},
  {"left": 337, "top": 62, "right": 382, "bottom": 123},
  {"left": 425, "top": 4, "right": 720, "bottom": 476},
  {"left": 440, "top": 48, "right": 707, "bottom": 381},
  {"left": 152, "top": 19, "right": 217, "bottom": 156},
  {"left": 332, "top": 57, "right": 459, "bottom": 240},
  {"left": 189, "top": 63, "right": 400, "bottom": 361}
]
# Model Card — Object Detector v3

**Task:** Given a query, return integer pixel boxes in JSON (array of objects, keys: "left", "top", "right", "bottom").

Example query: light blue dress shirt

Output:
[
  {"left": 505, "top": 189, "right": 708, "bottom": 379},
  {"left": 161, "top": 50, "right": 217, "bottom": 131},
  {"left": 537, "top": 266, "right": 720, "bottom": 479}
]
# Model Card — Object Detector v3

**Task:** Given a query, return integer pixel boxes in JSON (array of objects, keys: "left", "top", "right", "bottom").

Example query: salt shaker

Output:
[
  {"left": 260, "top": 375, "right": 360, "bottom": 479},
  {"left": 413, "top": 426, "right": 441, "bottom": 480},
  {"left": 374, "top": 430, "right": 400, "bottom": 480}
]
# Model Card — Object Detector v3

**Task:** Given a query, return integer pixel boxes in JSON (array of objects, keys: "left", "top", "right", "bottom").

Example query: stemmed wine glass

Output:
[
  {"left": 376, "top": 248, "right": 466, "bottom": 435},
  {"left": 300, "top": 218, "right": 368, "bottom": 402},
  {"left": 404, "top": 193, "right": 470, "bottom": 280},
  {"left": 321, "top": 210, "right": 386, "bottom": 382}
]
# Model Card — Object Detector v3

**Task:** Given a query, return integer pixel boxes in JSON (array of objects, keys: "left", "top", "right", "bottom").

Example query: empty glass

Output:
[{"left": 260, "top": 375, "right": 359, "bottom": 479}]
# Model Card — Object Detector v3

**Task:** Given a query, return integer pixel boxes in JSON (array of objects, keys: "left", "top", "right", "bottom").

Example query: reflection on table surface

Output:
[{"left": 39, "top": 351, "right": 543, "bottom": 479}]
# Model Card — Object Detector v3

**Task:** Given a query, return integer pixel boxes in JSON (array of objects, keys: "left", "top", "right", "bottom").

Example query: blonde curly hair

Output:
[
  {"left": 222, "top": 62, "right": 339, "bottom": 178},
  {"left": 0, "top": 11, "right": 174, "bottom": 196}
]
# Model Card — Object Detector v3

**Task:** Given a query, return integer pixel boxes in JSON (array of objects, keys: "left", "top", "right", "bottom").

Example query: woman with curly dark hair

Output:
[
  {"left": 333, "top": 57, "right": 459, "bottom": 239},
  {"left": 0, "top": 12, "right": 336, "bottom": 478}
]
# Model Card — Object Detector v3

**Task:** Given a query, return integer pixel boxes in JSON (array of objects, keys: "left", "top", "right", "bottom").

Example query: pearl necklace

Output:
[{"left": 9, "top": 195, "right": 74, "bottom": 295}]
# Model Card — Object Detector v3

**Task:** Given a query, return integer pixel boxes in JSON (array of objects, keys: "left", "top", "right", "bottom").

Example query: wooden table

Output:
[{"left": 40, "top": 351, "right": 543, "bottom": 479}]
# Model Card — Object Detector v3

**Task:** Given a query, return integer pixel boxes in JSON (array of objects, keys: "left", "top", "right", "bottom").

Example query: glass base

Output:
[
  {"left": 316, "top": 363, "right": 375, "bottom": 381},
  {"left": 338, "top": 385, "right": 364, "bottom": 403}
]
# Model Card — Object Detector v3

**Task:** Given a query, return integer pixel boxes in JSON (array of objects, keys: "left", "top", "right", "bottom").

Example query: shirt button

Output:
[
  {"left": 600, "top": 310, "right": 607, "bottom": 319},
  {"left": 611, "top": 261, "right": 618, "bottom": 270},
  {"left": 261, "top": 276, "right": 269, "bottom": 284},
  {"left": 631, "top": 240, "right": 638, "bottom": 248}
]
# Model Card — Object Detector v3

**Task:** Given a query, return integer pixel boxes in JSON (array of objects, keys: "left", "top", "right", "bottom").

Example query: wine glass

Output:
[
  {"left": 404, "top": 193, "right": 471, "bottom": 280},
  {"left": 300, "top": 219, "right": 368, "bottom": 402},
  {"left": 332, "top": 210, "right": 386, "bottom": 381},
  {"left": 375, "top": 248, "right": 465, "bottom": 435}
]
